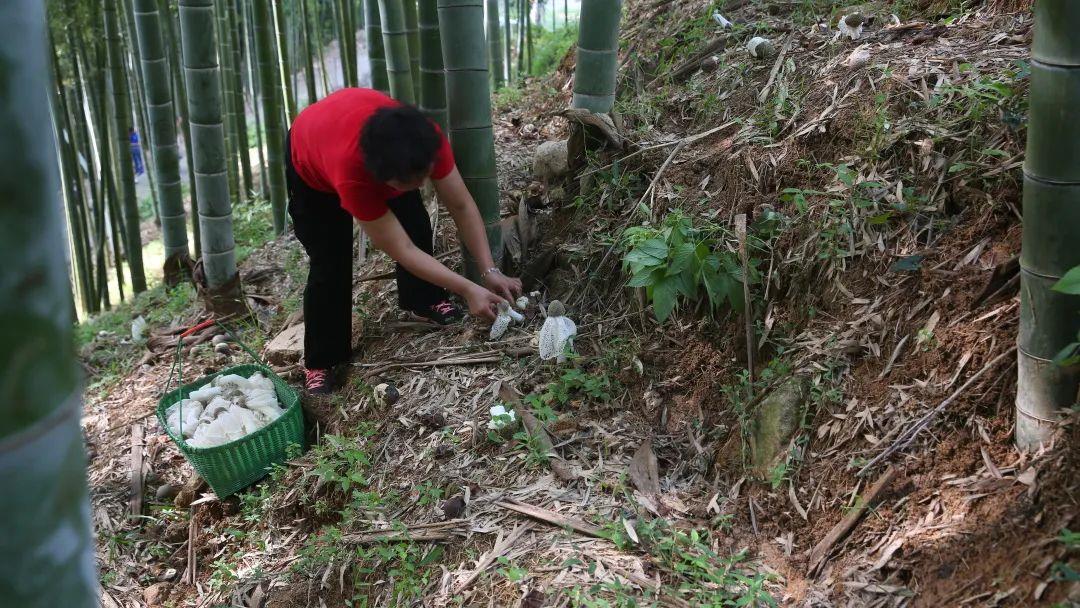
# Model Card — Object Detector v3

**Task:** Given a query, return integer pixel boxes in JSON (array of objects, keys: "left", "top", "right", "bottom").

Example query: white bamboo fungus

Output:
[
  {"left": 170, "top": 371, "right": 286, "bottom": 448},
  {"left": 538, "top": 300, "right": 577, "bottom": 363}
]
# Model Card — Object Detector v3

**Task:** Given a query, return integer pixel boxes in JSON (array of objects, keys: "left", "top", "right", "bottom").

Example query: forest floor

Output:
[{"left": 82, "top": 1, "right": 1079, "bottom": 607}]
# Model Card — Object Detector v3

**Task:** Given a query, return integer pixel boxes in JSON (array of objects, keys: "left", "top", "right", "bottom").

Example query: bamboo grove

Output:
[{"left": 46, "top": 0, "right": 579, "bottom": 320}]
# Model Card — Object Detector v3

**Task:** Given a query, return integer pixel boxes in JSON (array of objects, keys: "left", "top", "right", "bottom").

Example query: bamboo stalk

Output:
[
  {"left": 1016, "top": 0, "right": 1080, "bottom": 449},
  {"left": 380, "top": 0, "right": 417, "bottom": 103},
  {"left": 254, "top": 0, "right": 290, "bottom": 233},
  {"left": 403, "top": 0, "right": 421, "bottom": 93},
  {"left": 132, "top": 0, "right": 193, "bottom": 284},
  {"left": 417, "top": 0, "right": 447, "bottom": 129},
  {"left": 438, "top": 0, "right": 502, "bottom": 278},
  {"left": 300, "top": 0, "right": 318, "bottom": 104},
  {"left": 273, "top": 0, "right": 297, "bottom": 120},
  {"left": 105, "top": 0, "right": 148, "bottom": 293},
  {"left": 572, "top": 0, "right": 622, "bottom": 113},
  {"left": 177, "top": 0, "right": 241, "bottom": 298},
  {"left": 0, "top": 4, "right": 97, "bottom": 601},
  {"left": 365, "top": 0, "right": 391, "bottom": 93},
  {"left": 487, "top": 0, "right": 504, "bottom": 88}
]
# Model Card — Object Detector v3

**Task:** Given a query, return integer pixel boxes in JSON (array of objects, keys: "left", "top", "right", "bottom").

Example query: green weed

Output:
[
  {"left": 621, "top": 211, "right": 757, "bottom": 323},
  {"left": 530, "top": 26, "right": 577, "bottom": 77}
]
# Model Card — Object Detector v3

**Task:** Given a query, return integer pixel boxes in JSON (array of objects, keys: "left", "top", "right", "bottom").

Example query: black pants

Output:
[{"left": 285, "top": 133, "right": 448, "bottom": 369}]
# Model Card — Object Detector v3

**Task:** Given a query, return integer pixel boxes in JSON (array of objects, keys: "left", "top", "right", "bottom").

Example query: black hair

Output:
[{"left": 360, "top": 105, "right": 442, "bottom": 183}]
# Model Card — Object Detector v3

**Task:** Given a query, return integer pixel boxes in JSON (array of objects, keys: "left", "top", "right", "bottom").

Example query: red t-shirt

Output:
[{"left": 289, "top": 88, "right": 455, "bottom": 221}]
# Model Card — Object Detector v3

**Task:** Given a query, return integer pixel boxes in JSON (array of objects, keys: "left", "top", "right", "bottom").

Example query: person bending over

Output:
[{"left": 287, "top": 88, "right": 522, "bottom": 394}]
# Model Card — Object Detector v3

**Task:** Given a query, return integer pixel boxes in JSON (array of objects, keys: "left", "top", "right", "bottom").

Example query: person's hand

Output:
[
  {"left": 483, "top": 270, "right": 523, "bottom": 303},
  {"left": 465, "top": 285, "right": 504, "bottom": 321}
]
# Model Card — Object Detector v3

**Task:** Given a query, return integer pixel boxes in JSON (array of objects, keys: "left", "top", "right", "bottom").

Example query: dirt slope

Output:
[{"left": 83, "top": 1, "right": 1079, "bottom": 607}]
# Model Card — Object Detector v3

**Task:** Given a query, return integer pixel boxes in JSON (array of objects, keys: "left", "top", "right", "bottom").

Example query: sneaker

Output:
[
  {"left": 409, "top": 300, "right": 464, "bottom": 325},
  {"left": 304, "top": 368, "right": 333, "bottom": 394}
]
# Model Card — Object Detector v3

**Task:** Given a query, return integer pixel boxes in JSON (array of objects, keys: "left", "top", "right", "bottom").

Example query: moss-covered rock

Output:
[{"left": 749, "top": 377, "right": 808, "bottom": 478}]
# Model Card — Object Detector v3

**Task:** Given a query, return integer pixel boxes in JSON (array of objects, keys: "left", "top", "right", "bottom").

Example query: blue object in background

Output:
[{"left": 129, "top": 128, "right": 144, "bottom": 176}]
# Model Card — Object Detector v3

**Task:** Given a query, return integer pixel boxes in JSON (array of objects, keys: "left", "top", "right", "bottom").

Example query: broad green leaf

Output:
[
  {"left": 1052, "top": 266, "right": 1080, "bottom": 295},
  {"left": 652, "top": 276, "right": 679, "bottom": 323},
  {"left": 667, "top": 242, "right": 698, "bottom": 277},
  {"left": 627, "top": 266, "right": 661, "bottom": 288}
]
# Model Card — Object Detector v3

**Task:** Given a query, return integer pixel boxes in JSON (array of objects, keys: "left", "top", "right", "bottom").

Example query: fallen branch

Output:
[
  {"left": 341, "top": 520, "right": 469, "bottom": 545},
  {"left": 808, "top": 466, "right": 897, "bottom": 577},
  {"left": 358, "top": 347, "right": 533, "bottom": 377},
  {"left": 495, "top": 499, "right": 604, "bottom": 538},
  {"left": 857, "top": 347, "right": 1017, "bottom": 476},
  {"left": 453, "top": 524, "right": 531, "bottom": 595},
  {"left": 499, "top": 384, "right": 576, "bottom": 482},
  {"left": 183, "top": 505, "right": 197, "bottom": 585}
]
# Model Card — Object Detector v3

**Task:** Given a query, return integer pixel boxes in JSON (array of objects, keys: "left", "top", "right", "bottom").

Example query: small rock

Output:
[
  {"left": 747, "top": 37, "right": 773, "bottom": 59},
  {"left": 700, "top": 55, "right": 721, "bottom": 71},
  {"left": 143, "top": 582, "right": 171, "bottom": 606},
  {"left": 533, "top": 140, "right": 569, "bottom": 180},
  {"left": 846, "top": 47, "right": 871, "bottom": 69},
  {"left": 265, "top": 323, "right": 305, "bottom": 365},
  {"left": 211, "top": 334, "right": 228, "bottom": 346},
  {"left": 155, "top": 483, "right": 179, "bottom": 501},
  {"left": 213, "top": 342, "right": 231, "bottom": 355},
  {"left": 442, "top": 495, "right": 467, "bottom": 519},
  {"left": 749, "top": 377, "right": 808, "bottom": 477},
  {"left": 434, "top": 444, "right": 453, "bottom": 459}
]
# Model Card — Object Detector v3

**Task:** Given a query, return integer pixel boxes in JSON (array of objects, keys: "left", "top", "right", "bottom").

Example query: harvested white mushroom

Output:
[
  {"left": 747, "top": 36, "right": 773, "bottom": 59},
  {"left": 538, "top": 300, "right": 577, "bottom": 363},
  {"left": 165, "top": 399, "right": 203, "bottom": 438},
  {"left": 188, "top": 385, "right": 222, "bottom": 403},
  {"left": 489, "top": 301, "right": 525, "bottom": 340}
]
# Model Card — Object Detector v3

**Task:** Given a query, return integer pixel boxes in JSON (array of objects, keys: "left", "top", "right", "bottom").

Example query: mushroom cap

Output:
[
  {"left": 547, "top": 300, "right": 566, "bottom": 317},
  {"left": 497, "top": 301, "right": 511, "bottom": 314}
]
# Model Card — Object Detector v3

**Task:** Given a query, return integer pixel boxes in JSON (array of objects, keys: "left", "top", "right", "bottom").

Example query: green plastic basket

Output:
[{"left": 157, "top": 322, "right": 305, "bottom": 497}]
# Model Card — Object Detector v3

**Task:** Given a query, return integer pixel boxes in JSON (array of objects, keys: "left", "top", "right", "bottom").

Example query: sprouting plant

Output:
[
  {"left": 621, "top": 211, "right": 758, "bottom": 323},
  {"left": 496, "top": 556, "right": 529, "bottom": 582},
  {"left": 1052, "top": 266, "right": 1080, "bottom": 368},
  {"left": 415, "top": 482, "right": 443, "bottom": 507}
]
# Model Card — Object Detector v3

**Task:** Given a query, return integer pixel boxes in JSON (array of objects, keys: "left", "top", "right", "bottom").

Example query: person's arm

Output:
[
  {"left": 360, "top": 211, "right": 503, "bottom": 320},
  {"left": 433, "top": 167, "right": 522, "bottom": 301}
]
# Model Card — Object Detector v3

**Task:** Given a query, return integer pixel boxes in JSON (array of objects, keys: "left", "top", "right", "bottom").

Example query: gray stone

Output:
[
  {"left": 749, "top": 377, "right": 808, "bottom": 477},
  {"left": 265, "top": 323, "right": 304, "bottom": 365},
  {"left": 533, "top": 140, "right": 569, "bottom": 180}
]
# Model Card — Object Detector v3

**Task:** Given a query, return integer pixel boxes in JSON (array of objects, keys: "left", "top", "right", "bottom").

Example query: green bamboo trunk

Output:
[
  {"left": 516, "top": 0, "right": 525, "bottom": 78},
  {"left": 300, "top": 0, "right": 318, "bottom": 105},
  {"left": 572, "top": 0, "right": 621, "bottom": 113},
  {"left": 92, "top": 39, "right": 128, "bottom": 305},
  {"left": 503, "top": 0, "right": 511, "bottom": 82},
  {"left": 403, "top": 0, "right": 421, "bottom": 93},
  {"left": 228, "top": 0, "right": 254, "bottom": 195},
  {"left": 438, "top": 0, "right": 502, "bottom": 278},
  {"left": 417, "top": 0, "right": 447, "bottom": 130},
  {"left": 336, "top": 0, "right": 354, "bottom": 85},
  {"left": 486, "top": 0, "right": 504, "bottom": 88},
  {"left": 1016, "top": 0, "right": 1080, "bottom": 449},
  {"left": 133, "top": 0, "right": 192, "bottom": 285},
  {"left": 177, "top": 0, "right": 242, "bottom": 306},
  {"left": 273, "top": 0, "right": 297, "bottom": 119},
  {"left": 380, "top": 0, "right": 417, "bottom": 103},
  {"left": 49, "top": 36, "right": 95, "bottom": 314},
  {"left": 254, "top": 0, "right": 289, "bottom": 234},
  {"left": 314, "top": 0, "right": 332, "bottom": 94},
  {"left": 121, "top": 0, "right": 163, "bottom": 228},
  {"left": 215, "top": 0, "right": 241, "bottom": 203},
  {"left": 159, "top": 0, "right": 202, "bottom": 256},
  {"left": 0, "top": 0, "right": 98, "bottom": 602},
  {"left": 525, "top": 0, "right": 532, "bottom": 73},
  {"left": 245, "top": 0, "right": 270, "bottom": 195},
  {"left": 104, "top": 0, "right": 148, "bottom": 293},
  {"left": 365, "top": 0, "right": 391, "bottom": 93}
]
